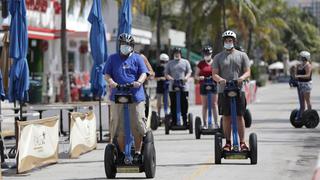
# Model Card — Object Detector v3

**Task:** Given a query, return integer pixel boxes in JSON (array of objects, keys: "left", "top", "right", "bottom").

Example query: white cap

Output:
[{"left": 160, "top": 53, "right": 169, "bottom": 61}]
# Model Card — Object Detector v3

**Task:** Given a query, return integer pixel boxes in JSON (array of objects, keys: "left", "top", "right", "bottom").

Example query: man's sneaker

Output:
[{"left": 133, "top": 153, "right": 142, "bottom": 164}]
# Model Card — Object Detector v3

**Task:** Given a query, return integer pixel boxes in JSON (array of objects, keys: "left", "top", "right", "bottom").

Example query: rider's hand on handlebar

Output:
[
  {"left": 237, "top": 77, "right": 244, "bottom": 86},
  {"left": 218, "top": 79, "right": 226, "bottom": 85},
  {"left": 133, "top": 81, "right": 142, "bottom": 88},
  {"left": 183, "top": 77, "right": 189, "bottom": 83},
  {"left": 167, "top": 76, "right": 174, "bottom": 81},
  {"left": 199, "top": 76, "right": 205, "bottom": 81},
  {"left": 110, "top": 82, "right": 118, "bottom": 89}
]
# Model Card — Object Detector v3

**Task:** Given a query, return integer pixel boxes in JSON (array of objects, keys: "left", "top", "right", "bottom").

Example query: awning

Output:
[
  {"left": 28, "top": 27, "right": 60, "bottom": 40},
  {"left": 181, "top": 47, "right": 202, "bottom": 65},
  {"left": 268, "top": 61, "right": 284, "bottom": 70},
  {"left": 28, "top": 27, "right": 88, "bottom": 40}
]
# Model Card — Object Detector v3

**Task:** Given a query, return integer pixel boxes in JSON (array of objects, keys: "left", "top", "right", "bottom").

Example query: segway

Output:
[
  {"left": 151, "top": 80, "right": 170, "bottom": 130},
  {"left": 195, "top": 77, "right": 223, "bottom": 139},
  {"left": 165, "top": 80, "right": 193, "bottom": 135},
  {"left": 104, "top": 84, "right": 156, "bottom": 179},
  {"left": 214, "top": 80, "right": 257, "bottom": 165},
  {"left": 244, "top": 109, "right": 252, "bottom": 128},
  {"left": 289, "top": 77, "right": 319, "bottom": 128}
]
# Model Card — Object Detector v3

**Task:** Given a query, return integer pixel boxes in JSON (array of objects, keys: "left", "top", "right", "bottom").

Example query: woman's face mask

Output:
[
  {"left": 204, "top": 55, "right": 212, "bottom": 61},
  {"left": 120, "top": 45, "right": 133, "bottom": 55}
]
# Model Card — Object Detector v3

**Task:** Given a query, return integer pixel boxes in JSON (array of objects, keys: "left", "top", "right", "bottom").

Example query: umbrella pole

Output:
[
  {"left": 20, "top": 102, "right": 23, "bottom": 121},
  {"left": 99, "top": 97, "right": 103, "bottom": 142}
]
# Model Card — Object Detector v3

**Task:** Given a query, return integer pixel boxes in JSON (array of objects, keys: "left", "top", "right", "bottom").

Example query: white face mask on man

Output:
[
  {"left": 224, "top": 42, "right": 234, "bottom": 50},
  {"left": 120, "top": 45, "right": 133, "bottom": 55}
]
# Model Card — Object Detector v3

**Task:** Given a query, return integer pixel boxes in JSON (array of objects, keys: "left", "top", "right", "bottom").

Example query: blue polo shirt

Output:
[{"left": 103, "top": 52, "right": 148, "bottom": 102}]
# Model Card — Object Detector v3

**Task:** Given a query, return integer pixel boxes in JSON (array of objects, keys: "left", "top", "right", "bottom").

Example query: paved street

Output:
[{"left": 2, "top": 76, "right": 320, "bottom": 180}]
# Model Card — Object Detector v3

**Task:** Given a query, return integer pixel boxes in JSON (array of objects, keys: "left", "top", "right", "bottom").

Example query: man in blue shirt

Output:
[{"left": 104, "top": 33, "right": 148, "bottom": 163}]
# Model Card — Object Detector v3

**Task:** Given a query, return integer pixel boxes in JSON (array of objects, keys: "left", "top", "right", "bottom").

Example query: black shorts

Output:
[
  {"left": 218, "top": 92, "right": 246, "bottom": 116},
  {"left": 200, "top": 84, "right": 217, "bottom": 95},
  {"left": 169, "top": 91, "right": 189, "bottom": 122}
]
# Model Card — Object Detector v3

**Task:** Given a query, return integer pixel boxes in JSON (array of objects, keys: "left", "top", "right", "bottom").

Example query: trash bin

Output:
[{"left": 29, "top": 79, "right": 42, "bottom": 104}]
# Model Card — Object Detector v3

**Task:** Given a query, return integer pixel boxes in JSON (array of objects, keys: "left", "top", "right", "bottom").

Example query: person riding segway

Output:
[
  {"left": 164, "top": 47, "right": 193, "bottom": 134},
  {"left": 289, "top": 51, "right": 319, "bottom": 128},
  {"left": 194, "top": 46, "right": 223, "bottom": 139},
  {"left": 151, "top": 53, "right": 170, "bottom": 130},
  {"left": 103, "top": 33, "right": 156, "bottom": 178},
  {"left": 212, "top": 30, "right": 257, "bottom": 164}
]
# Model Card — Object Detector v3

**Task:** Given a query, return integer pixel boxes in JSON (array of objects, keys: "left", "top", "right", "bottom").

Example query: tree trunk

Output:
[
  {"left": 222, "top": 0, "right": 227, "bottom": 31},
  {"left": 214, "top": 0, "right": 224, "bottom": 54},
  {"left": 61, "top": 0, "right": 71, "bottom": 102},
  {"left": 247, "top": 27, "right": 253, "bottom": 58},
  {"left": 156, "top": 0, "right": 162, "bottom": 62},
  {"left": 186, "top": 0, "right": 192, "bottom": 61}
]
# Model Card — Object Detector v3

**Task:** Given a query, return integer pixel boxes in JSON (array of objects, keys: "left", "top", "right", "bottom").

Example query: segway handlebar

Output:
[
  {"left": 289, "top": 76, "right": 298, "bottom": 87},
  {"left": 224, "top": 80, "right": 242, "bottom": 91},
  {"left": 116, "top": 83, "right": 134, "bottom": 91}
]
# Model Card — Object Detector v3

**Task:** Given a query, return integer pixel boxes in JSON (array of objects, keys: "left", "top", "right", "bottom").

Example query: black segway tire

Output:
[
  {"left": 144, "top": 142, "right": 156, "bottom": 178},
  {"left": 302, "top": 109, "right": 320, "bottom": 129},
  {"left": 195, "top": 117, "right": 202, "bottom": 139},
  {"left": 244, "top": 109, "right": 252, "bottom": 128},
  {"left": 290, "top": 109, "right": 304, "bottom": 128},
  {"left": 151, "top": 111, "right": 159, "bottom": 131},
  {"left": 104, "top": 144, "right": 117, "bottom": 179},
  {"left": 249, "top": 133, "right": 258, "bottom": 164},
  {"left": 214, "top": 133, "right": 222, "bottom": 164},
  {"left": 165, "top": 115, "right": 170, "bottom": 135},
  {"left": 144, "top": 131, "right": 154, "bottom": 143},
  {"left": 188, "top": 113, "right": 193, "bottom": 134}
]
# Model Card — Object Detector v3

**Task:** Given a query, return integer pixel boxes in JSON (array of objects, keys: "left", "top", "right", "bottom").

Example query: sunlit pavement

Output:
[{"left": 3, "top": 75, "right": 320, "bottom": 180}]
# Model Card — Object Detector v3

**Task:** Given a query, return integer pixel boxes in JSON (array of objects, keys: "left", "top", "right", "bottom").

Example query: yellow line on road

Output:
[{"left": 185, "top": 156, "right": 213, "bottom": 180}]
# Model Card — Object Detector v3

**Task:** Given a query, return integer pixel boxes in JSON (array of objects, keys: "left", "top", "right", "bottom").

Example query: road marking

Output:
[{"left": 186, "top": 156, "right": 213, "bottom": 180}]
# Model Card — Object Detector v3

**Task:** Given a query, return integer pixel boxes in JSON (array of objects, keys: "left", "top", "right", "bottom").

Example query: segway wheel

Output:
[
  {"left": 104, "top": 144, "right": 117, "bottom": 179},
  {"left": 244, "top": 109, "right": 252, "bottom": 128},
  {"left": 195, "top": 117, "right": 202, "bottom": 139},
  {"left": 151, "top": 111, "right": 159, "bottom": 131},
  {"left": 302, "top": 110, "right": 320, "bottom": 128},
  {"left": 188, "top": 113, "right": 193, "bottom": 134},
  {"left": 144, "top": 131, "right": 154, "bottom": 143},
  {"left": 290, "top": 109, "right": 304, "bottom": 128},
  {"left": 214, "top": 133, "right": 222, "bottom": 164},
  {"left": 249, "top": 133, "right": 258, "bottom": 165},
  {"left": 165, "top": 115, "right": 170, "bottom": 135},
  {"left": 144, "top": 142, "right": 156, "bottom": 178}
]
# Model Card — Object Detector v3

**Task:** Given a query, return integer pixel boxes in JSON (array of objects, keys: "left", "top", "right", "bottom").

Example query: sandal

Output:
[
  {"left": 223, "top": 143, "right": 232, "bottom": 151},
  {"left": 240, "top": 142, "right": 249, "bottom": 151}
]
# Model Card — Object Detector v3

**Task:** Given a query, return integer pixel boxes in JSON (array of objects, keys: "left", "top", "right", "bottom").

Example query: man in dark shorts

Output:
[
  {"left": 155, "top": 53, "right": 170, "bottom": 117},
  {"left": 212, "top": 30, "right": 251, "bottom": 152}
]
